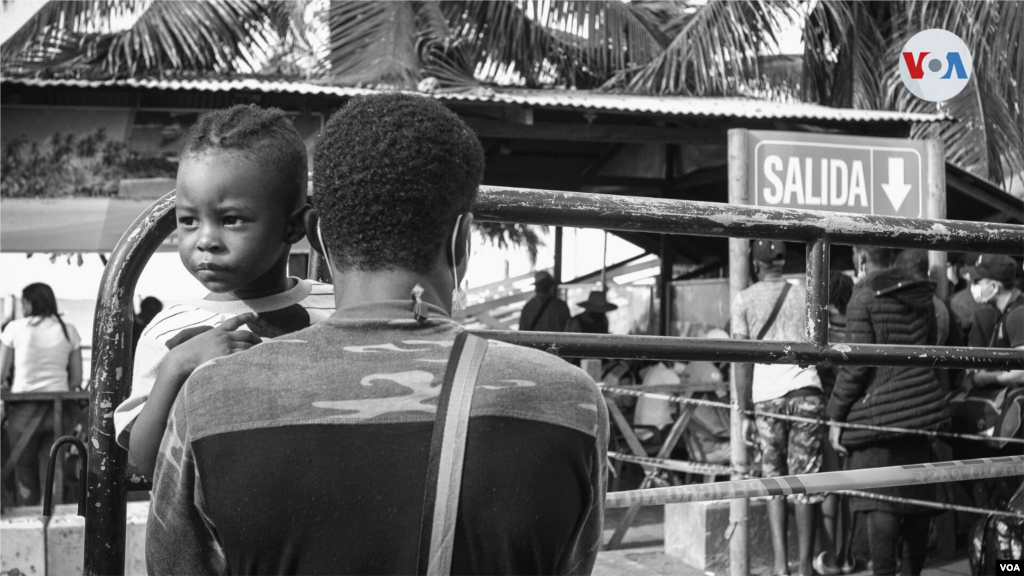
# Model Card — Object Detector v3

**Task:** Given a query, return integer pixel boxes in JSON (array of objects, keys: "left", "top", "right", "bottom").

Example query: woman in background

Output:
[{"left": 0, "top": 283, "right": 82, "bottom": 505}]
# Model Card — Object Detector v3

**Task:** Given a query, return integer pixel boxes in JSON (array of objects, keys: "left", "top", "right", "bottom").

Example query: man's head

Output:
[
  {"left": 534, "top": 271, "right": 555, "bottom": 296},
  {"left": 312, "top": 93, "right": 484, "bottom": 276},
  {"left": 138, "top": 297, "right": 164, "bottom": 323},
  {"left": 751, "top": 239, "right": 786, "bottom": 278},
  {"left": 853, "top": 245, "right": 894, "bottom": 277},
  {"left": 964, "top": 254, "right": 1017, "bottom": 304},
  {"left": 175, "top": 105, "right": 308, "bottom": 294},
  {"left": 894, "top": 249, "right": 930, "bottom": 281}
]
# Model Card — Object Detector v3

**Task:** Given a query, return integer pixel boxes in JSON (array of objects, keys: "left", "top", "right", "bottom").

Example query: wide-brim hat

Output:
[{"left": 578, "top": 290, "right": 618, "bottom": 312}]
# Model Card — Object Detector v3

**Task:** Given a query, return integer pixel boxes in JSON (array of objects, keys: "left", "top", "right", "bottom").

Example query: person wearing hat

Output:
[
  {"left": 732, "top": 239, "right": 823, "bottom": 576},
  {"left": 950, "top": 252, "right": 1000, "bottom": 348},
  {"left": 964, "top": 254, "right": 1024, "bottom": 387},
  {"left": 566, "top": 290, "right": 619, "bottom": 334},
  {"left": 519, "top": 271, "right": 571, "bottom": 333}
]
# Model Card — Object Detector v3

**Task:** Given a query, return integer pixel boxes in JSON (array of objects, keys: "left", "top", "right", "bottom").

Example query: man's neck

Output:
[
  {"left": 994, "top": 288, "right": 1022, "bottom": 313},
  {"left": 332, "top": 268, "right": 453, "bottom": 316}
]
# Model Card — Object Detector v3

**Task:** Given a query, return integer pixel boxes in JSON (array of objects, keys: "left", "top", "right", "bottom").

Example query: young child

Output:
[{"left": 113, "top": 105, "right": 334, "bottom": 476}]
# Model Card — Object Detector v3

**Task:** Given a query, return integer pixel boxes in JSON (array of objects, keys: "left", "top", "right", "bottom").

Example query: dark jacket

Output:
[{"left": 827, "top": 268, "right": 951, "bottom": 448}]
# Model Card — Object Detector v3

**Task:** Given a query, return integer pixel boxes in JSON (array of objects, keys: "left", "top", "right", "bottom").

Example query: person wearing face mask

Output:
[
  {"left": 828, "top": 246, "right": 951, "bottom": 576},
  {"left": 963, "top": 254, "right": 1024, "bottom": 387},
  {"left": 949, "top": 253, "right": 1001, "bottom": 349},
  {"left": 146, "top": 93, "right": 609, "bottom": 575}
]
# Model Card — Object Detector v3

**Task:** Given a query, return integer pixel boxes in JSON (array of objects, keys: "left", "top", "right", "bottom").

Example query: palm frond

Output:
[
  {"left": 474, "top": 221, "right": 547, "bottom": 265},
  {"left": 613, "top": 0, "right": 794, "bottom": 96},
  {"left": 326, "top": 0, "right": 424, "bottom": 88},
  {"left": 3, "top": 0, "right": 278, "bottom": 77},
  {"left": 442, "top": 0, "right": 663, "bottom": 88}
]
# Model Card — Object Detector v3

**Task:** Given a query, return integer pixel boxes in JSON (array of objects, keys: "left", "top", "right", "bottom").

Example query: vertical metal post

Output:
[
  {"left": 86, "top": 192, "right": 176, "bottom": 575},
  {"left": 926, "top": 140, "right": 948, "bottom": 301},
  {"left": 554, "top": 227, "right": 563, "bottom": 286},
  {"left": 659, "top": 235, "right": 673, "bottom": 336},
  {"left": 727, "top": 129, "right": 750, "bottom": 576},
  {"left": 53, "top": 398, "right": 64, "bottom": 505},
  {"left": 806, "top": 238, "right": 831, "bottom": 348}
]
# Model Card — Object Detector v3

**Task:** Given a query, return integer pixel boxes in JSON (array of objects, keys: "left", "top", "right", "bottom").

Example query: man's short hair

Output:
[
  {"left": 894, "top": 249, "right": 930, "bottom": 280},
  {"left": 313, "top": 93, "right": 485, "bottom": 274},
  {"left": 181, "top": 104, "right": 308, "bottom": 206},
  {"left": 855, "top": 246, "right": 894, "bottom": 268}
]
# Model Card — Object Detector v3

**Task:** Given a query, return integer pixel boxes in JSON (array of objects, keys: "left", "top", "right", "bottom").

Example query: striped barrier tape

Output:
[
  {"left": 608, "top": 451, "right": 732, "bottom": 476},
  {"left": 608, "top": 452, "right": 1024, "bottom": 519},
  {"left": 600, "top": 385, "right": 1024, "bottom": 446},
  {"left": 605, "top": 455, "right": 1024, "bottom": 509}
]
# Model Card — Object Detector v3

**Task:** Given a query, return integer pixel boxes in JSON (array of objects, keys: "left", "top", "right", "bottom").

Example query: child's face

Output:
[{"left": 175, "top": 154, "right": 295, "bottom": 295}]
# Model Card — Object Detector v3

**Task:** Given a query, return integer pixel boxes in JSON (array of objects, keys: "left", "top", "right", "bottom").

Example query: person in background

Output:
[
  {"left": 519, "top": 271, "right": 571, "bottom": 332},
  {"left": 733, "top": 239, "right": 823, "bottom": 576},
  {"left": 950, "top": 253, "right": 999, "bottom": 350},
  {"left": 131, "top": 296, "right": 164, "bottom": 353},
  {"left": 815, "top": 271, "right": 855, "bottom": 576},
  {"left": 828, "top": 246, "right": 951, "bottom": 576},
  {"left": 963, "top": 254, "right": 1023, "bottom": 388},
  {"left": 566, "top": 290, "right": 618, "bottom": 334},
  {"left": 0, "top": 283, "right": 82, "bottom": 505}
]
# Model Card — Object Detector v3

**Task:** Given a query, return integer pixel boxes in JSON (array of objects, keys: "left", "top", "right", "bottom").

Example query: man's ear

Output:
[
  {"left": 454, "top": 211, "right": 474, "bottom": 267},
  {"left": 301, "top": 207, "right": 327, "bottom": 259}
]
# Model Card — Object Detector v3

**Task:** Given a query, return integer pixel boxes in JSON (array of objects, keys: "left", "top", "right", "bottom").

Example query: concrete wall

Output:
[{"left": 0, "top": 502, "right": 149, "bottom": 575}]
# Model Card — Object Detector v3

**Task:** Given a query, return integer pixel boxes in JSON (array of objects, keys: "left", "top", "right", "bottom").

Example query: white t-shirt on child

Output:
[{"left": 1, "top": 316, "right": 81, "bottom": 393}]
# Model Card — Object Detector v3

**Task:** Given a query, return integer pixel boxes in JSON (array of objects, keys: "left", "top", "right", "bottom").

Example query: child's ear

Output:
[{"left": 285, "top": 204, "right": 312, "bottom": 245}]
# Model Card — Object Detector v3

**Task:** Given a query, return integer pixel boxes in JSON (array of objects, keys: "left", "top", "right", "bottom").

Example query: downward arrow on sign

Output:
[{"left": 881, "top": 157, "right": 913, "bottom": 212}]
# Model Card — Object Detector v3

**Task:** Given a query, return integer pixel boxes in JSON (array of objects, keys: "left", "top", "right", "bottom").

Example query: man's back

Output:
[
  {"left": 520, "top": 294, "right": 571, "bottom": 332},
  {"left": 148, "top": 302, "right": 608, "bottom": 575}
]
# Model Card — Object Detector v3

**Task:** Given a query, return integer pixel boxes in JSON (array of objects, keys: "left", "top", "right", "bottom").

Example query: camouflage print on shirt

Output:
[{"left": 754, "top": 393, "right": 825, "bottom": 504}]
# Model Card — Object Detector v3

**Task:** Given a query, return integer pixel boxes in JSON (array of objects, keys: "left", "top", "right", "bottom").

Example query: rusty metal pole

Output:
[
  {"left": 727, "top": 129, "right": 750, "bottom": 576},
  {"left": 806, "top": 238, "right": 831, "bottom": 348},
  {"left": 926, "top": 140, "right": 948, "bottom": 301},
  {"left": 554, "top": 227, "right": 564, "bottom": 286},
  {"left": 85, "top": 192, "right": 176, "bottom": 575}
]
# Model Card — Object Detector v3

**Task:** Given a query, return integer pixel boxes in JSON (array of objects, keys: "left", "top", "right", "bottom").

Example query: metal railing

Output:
[{"left": 81, "top": 186, "right": 1024, "bottom": 574}]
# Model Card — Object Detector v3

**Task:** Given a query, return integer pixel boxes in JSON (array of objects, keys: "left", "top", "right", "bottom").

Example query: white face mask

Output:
[{"left": 971, "top": 280, "right": 999, "bottom": 304}]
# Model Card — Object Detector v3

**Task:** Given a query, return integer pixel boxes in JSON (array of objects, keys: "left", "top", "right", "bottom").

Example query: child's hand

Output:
[{"left": 166, "top": 313, "right": 262, "bottom": 374}]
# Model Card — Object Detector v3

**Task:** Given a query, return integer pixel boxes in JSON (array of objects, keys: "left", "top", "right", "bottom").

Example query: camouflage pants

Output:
[{"left": 754, "top": 393, "right": 825, "bottom": 504}]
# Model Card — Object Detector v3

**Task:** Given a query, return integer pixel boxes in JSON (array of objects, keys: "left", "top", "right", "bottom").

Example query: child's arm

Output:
[{"left": 130, "top": 313, "right": 260, "bottom": 477}]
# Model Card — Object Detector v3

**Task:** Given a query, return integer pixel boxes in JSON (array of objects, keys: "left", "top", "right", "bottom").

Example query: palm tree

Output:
[{"left": 3, "top": 0, "right": 1021, "bottom": 194}]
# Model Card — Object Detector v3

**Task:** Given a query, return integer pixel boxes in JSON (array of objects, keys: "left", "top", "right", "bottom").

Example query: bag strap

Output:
[
  {"left": 756, "top": 282, "right": 792, "bottom": 341},
  {"left": 525, "top": 297, "right": 555, "bottom": 331},
  {"left": 416, "top": 332, "right": 489, "bottom": 576}
]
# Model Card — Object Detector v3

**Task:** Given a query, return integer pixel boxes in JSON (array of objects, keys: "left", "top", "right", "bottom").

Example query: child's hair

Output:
[
  {"left": 313, "top": 93, "right": 484, "bottom": 274},
  {"left": 181, "top": 104, "right": 308, "bottom": 204},
  {"left": 22, "top": 282, "right": 70, "bottom": 340}
]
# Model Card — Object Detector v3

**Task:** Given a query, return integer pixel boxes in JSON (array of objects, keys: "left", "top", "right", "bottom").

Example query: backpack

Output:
[
  {"left": 948, "top": 296, "right": 1024, "bottom": 448},
  {"left": 969, "top": 483, "right": 1024, "bottom": 575}
]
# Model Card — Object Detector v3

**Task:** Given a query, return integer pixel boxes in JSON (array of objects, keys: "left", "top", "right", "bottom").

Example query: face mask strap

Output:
[
  {"left": 317, "top": 220, "right": 335, "bottom": 280},
  {"left": 451, "top": 214, "right": 467, "bottom": 312}
]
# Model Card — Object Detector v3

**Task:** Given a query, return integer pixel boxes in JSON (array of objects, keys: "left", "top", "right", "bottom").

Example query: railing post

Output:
[
  {"left": 806, "top": 238, "right": 830, "bottom": 348},
  {"left": 926, "top": 140, "right": 948, "bottom": 301},
  {"left": 727, "top": 128, "right": 750, "bottom": 576},
  {"left": 85, "top": 192, "right": 176, "bottom": 576}
]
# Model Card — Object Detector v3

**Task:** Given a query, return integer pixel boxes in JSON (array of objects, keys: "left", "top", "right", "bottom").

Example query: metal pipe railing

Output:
[{"left": 82, "top": 186, "right": 1024, "bottom": 575}]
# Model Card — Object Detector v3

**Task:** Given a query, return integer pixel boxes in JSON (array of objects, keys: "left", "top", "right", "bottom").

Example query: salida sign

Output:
[{"left": 746, "top": 131, "right": 930, "bottom": 218}]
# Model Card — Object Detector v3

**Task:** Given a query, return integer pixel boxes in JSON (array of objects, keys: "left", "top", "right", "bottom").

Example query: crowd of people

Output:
[{"left": 0, "top": 92, "right": 1020, "bottom": 576}]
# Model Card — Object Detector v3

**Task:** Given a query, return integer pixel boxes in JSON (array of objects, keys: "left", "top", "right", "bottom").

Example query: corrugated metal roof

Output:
[{"left": 2, "top": 76, "right": 947, "bottom": 123}]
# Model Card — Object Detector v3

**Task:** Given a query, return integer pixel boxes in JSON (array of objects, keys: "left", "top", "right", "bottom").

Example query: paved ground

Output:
[{"left": 594, "top": 507, "right": 972, "bottom": 576}]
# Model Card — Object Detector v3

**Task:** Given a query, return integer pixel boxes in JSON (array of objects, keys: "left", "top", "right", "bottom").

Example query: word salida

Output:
[{"left": 761, "top": 155, "right": 869, "bottom": 208}]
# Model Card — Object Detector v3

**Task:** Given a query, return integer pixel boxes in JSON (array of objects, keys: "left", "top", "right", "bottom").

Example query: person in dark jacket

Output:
[
  {"left": 828, "top": 246, "right": 951, "bottom": 576},
  {"left": 519, "top": 271, "right": 571, "bottom": 332}
]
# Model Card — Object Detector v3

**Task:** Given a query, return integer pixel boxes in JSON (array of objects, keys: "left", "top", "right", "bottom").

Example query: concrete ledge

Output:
[
  {"left": 1, "top": 506, "right": 47, "bottom": 576},
  {"left": 666, "top": 498, "right": 799, "bottom": 573},
  {"left": 1, "top": 503, "right": 149, "bottom": 576}
]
